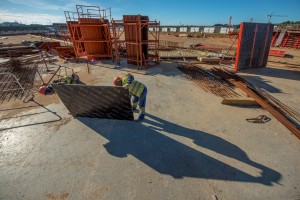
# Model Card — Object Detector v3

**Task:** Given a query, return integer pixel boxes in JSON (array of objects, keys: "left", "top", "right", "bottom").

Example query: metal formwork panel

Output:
[
  {"left": 234, "top": 22, "right": 274, "bottom": 71},
  {"left": 52, "top": 84, "right": 134, "bottom": 120},
  {"left": 78, "top": 18, "right": 107, "bottom": 56},
  {"left": 123, "top": 15, "right": 149, "bottom": 65},
  {"left": 123, "top": 15, "right": 139, "bottom": 65}
]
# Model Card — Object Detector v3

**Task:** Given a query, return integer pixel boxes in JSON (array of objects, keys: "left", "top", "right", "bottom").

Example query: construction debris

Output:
[
  {"left": 0, "top": 46, "right": 38, "bottom": 57},
  {"left": 55, "top": 46, "right": 76, "bottom": 60}
]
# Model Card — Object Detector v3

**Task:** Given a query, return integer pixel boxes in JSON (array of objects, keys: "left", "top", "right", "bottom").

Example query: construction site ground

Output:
[{"left": 0, "top": 35, "right": 300, "bottom": 200}]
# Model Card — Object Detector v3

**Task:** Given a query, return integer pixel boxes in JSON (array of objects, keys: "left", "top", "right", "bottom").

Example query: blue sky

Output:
[{"left": 0, "top": 0, "right": 299, "bottom": 25}]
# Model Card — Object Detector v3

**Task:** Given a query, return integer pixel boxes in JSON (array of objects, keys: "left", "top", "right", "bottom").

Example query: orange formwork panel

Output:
[
  {"left": 123, "top": 15, "right": 148, "bottom": 66},
  {"left": 278, "top": 30, "right": 300, "bottom": 49},
  {"left": 64, "top": 6, "right": 113, "bottom": 60},
  {"left": 65, "top": 11, "right": 85, "bottom": 56},
  {"left": 269, "top": 49, "right": 286, "bottom": 57},
  {"left": 78, "top": 18, "right": 112, "bottom": 59},
  {"left": 112, "top": 15, "right": 160, "bottom": 69}
]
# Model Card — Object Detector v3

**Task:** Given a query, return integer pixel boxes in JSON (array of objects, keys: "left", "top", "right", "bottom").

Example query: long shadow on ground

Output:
[{"left": 78, "top": 114, "right": 281, "bottom": 186}]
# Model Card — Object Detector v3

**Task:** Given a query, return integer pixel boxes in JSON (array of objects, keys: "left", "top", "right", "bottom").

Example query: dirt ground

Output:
[{"left": 0, "top": 34, "right": 299, "bottom": 200}]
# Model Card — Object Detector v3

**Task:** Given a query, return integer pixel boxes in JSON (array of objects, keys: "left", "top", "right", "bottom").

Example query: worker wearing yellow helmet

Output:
[{"left": 114, "top": 73, "right": 147, "bottom": 121}]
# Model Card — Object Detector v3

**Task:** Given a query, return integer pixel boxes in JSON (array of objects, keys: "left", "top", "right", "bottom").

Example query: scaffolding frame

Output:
[
  {"left": 76, "top": 5, "right": 111, "bottom": 21},
  {"left": 64, "top": 6, "right": 113, "bottom": 60},
  {"left": 112, "top": 16, "right": 160, "bottom": 68}
]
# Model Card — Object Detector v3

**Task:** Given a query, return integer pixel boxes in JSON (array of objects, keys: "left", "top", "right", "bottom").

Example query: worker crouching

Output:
[
  {"left": 114, "top": 74, "right": 147, "bottom": 121},
  {"left": 38, "top": 73, "right": 79, "bottom": 95}
]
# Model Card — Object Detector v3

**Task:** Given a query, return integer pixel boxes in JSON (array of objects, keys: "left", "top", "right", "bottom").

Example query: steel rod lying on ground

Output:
[
  {"left": 177, "top": 64, "right": 240, "bottom": 98},
  {"left": 211, "top": 67, "right": 300, "bottom": 140}
]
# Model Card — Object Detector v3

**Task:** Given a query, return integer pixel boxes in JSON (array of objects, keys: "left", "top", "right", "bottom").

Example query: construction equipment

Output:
[{"left": 246, "top": 115, "right": 271, "bottom": 123}]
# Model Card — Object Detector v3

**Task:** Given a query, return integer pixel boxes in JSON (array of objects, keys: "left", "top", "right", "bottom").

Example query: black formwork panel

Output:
[
  {"left": 234, "top": 22, "right": 274, "bottom": 71},
  {"left": 52, "top": 84, "right": 134, "bottom": 120}
]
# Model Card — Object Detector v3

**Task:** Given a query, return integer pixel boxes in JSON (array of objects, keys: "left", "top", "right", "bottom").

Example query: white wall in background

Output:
[
  {"left": 204, "top": 27, "right": 215, "bottom": 33},
  {"left": 190, "top": 27, "right": 199, "bottom": 32},
  {"left": 220, "top": 27, "right": 234, "bottom": 33},
  {"left": 179, "top": 27, "right": 187, "bottom": 32},
  {"left": 170, "top": 27, "right": 176, "bottom": 32}
]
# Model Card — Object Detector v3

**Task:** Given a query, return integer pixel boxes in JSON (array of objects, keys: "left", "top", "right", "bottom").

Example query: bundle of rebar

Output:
[{"left": 177, "top": 64, "right": 240, "bottom": 98}]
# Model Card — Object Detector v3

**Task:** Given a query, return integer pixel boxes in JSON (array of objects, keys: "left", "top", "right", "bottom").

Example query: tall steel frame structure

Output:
[
  {"left": 112, "top": 15, "right": 160, "bottom": 69},
  {"left": 64, "top": 6, "right": 113, "bottom": 60}
]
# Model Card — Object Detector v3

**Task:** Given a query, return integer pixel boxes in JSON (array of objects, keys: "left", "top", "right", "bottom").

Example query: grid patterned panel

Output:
[
  {"left": 235, "top": 22, "right": 274, "bottom": 71},
  {"left": 52, "top": 84, "right": 134, "bottom": 120}
]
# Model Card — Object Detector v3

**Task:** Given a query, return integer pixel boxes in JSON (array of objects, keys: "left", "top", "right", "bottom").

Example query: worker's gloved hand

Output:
[{"left": 123, "top": 83, "right": 130, "bottom": 89}]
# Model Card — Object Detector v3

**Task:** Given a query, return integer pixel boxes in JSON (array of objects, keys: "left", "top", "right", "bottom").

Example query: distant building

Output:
[
  {"left": 52, "top": 23, "right": 67, "bottom": 32},
  {"left": 0, "top": 21, "right": 24, "bottom": 27}
]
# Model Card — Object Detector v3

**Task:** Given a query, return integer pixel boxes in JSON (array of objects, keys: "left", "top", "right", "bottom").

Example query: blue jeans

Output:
[{"left": 132, "top": 87, "right": 147, "bottom": 112}]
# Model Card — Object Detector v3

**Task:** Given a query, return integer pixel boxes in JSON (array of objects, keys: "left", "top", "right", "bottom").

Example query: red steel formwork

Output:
[
  {"left": 64, "top": 6, "right": 113, "bottom": 60},
  {"left": 112, "top": 15, "right": 160, "bottom": 68},
  {"left": 234, "top": 22, "right": 274, "bottom": 71},
  {"left": 271, "top": 29, "right": 280, "bottom": 46},
  {"left": 271, "top": 29, "right": 300, "bottom": 49},
  {"left": 65, "top": 11, "right": 85, "bottom": 57}
]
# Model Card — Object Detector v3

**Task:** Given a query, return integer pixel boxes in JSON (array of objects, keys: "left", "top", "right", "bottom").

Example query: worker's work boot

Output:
[
  {"left": 137, "top": 114, "right": 145, "bottom": 121},
  {"left": 136, "top": 107, "right": 145, "bottom": 121}
]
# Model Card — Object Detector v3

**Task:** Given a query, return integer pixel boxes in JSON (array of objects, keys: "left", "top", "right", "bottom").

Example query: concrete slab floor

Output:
[{"left": 0, "top": 61, "right": 299, "bottom": 200}]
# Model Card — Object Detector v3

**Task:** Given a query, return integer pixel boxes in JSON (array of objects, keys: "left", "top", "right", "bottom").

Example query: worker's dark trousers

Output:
[{"left": 132, "top": 87, "right": 147, "bottom": 111}]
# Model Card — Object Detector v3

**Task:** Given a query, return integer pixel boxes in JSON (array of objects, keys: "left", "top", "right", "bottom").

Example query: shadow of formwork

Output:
[{"left": 78, "top": 114, "right": 281, "bottom": 186}]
